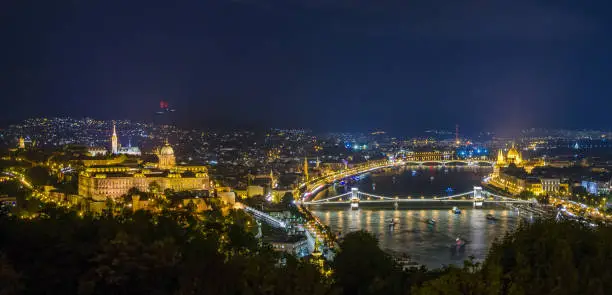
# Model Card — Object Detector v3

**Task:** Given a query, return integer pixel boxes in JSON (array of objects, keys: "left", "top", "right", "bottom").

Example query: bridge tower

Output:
[
  {"left": 350, "top": 188, "right": 359, "bottom": 209},
  {"left": 473, "top": 186, "right": 483, "bottom": 208}
]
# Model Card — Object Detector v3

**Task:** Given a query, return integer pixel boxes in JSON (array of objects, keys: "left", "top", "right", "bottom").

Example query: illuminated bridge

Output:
[
  {"left": 400, "top": 160, "right": 493, "bottom": 166},
  {"left": 303, "top": 186, "right": 533, "bottom": 209},
  {"left": 241, "top": 204, "right": 287, "bottom": 229},
  {"left": 300, "top": 159, "right": 494, "bottom": 198}
]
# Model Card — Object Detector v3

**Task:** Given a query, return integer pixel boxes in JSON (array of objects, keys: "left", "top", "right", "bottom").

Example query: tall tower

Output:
[
  {"left": 111, "top": 122, "right": 118, "bottom": 154},
  {"left": 303, "top": 157, "right": 309, "bottom": 182},
  {"left": 269, "top": 170, "right": 276, "bottom": 188},
  {"left": 18, "top": 136, "right": 25, "bottom": 149},
  {"left": 455, "top": 124, "right": 460, "bottom": 145}
]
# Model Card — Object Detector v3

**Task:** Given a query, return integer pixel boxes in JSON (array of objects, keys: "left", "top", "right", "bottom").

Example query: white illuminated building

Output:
[{"left": 110, "top": 124, "right": 141, "bottom": 156}]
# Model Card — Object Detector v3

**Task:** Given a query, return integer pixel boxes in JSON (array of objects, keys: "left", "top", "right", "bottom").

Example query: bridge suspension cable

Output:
[
  {"left": 308, "top": 192, "right": 353, "bottom": 203},
  {"left": 357, "top": 191, "right": 395, "bottom": 200},
  {"left": 434, "top": 191, "right": 474, "bottom": 200}
]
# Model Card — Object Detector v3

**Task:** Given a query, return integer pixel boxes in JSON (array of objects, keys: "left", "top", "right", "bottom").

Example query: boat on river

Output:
[
  {"left": 486, "top": 214, "right": 497, "bottom": 221},
  {"left": 450, "top": 237, "right": 468, "bottom": 254},
  {"left": 451, "top": 206, "right": 462, "bottom": 214}
]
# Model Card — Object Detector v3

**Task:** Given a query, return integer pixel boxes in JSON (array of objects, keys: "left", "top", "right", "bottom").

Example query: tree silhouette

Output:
[
  {"left": 333, "top": 230, "right": 397, "bottom": 294},
  {"left": 26, "top": 166, "right": 52, "bottom": 187}
]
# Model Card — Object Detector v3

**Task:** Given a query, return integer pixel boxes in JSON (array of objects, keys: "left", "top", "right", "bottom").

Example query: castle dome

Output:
[{"left": 160, "top": 143, "right": 174, "bottom": 156}]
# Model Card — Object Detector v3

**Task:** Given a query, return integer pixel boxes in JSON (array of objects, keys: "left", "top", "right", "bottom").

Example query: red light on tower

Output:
[{"left": 160, "top": 100, "right": 169, "bottom": 109}]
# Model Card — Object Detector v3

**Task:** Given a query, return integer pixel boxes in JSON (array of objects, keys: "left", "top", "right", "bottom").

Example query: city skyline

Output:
[
  {"left": 3, "top": 1, "right": 612, "bottom": 134},
  {"left": 3, "top": 2, "right": 612, "bottom": 294}
]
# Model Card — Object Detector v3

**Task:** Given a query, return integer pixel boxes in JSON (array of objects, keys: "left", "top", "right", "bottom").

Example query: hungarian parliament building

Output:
[{"left": 78, "top": 125, "right": 210, "bottom": 201}]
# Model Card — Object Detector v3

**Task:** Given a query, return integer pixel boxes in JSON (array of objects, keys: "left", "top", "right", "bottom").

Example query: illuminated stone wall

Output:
[{"left": 78, "top": 173, "right": 210, "bottom": 201}]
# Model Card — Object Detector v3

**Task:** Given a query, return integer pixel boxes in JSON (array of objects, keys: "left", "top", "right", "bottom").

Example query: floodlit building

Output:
[
  {"left": 78, "top": 141, "right": 210, "bottom": 200},
  {"left": 86, "top": 147, "right": 108, "bottom": 157},
  {"left": 490, "top": 143, "right": 546, "bottom": 195}
]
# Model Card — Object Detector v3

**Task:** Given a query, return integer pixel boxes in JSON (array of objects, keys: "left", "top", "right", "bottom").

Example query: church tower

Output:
[
  {"left": 496, "top": 149, "right": 505, "bottom": 165},
  {"left": 111, "top": 122, "right": 118, "bottom": 154},
  {"left": 494, "top": 149, "right": 505, "bottom": 177},
  {"left": 303, "top": 157, "right": 309, "bottom": 182},
  {"left": 18, "top": 136, "right": 25, "bottom": 149}
]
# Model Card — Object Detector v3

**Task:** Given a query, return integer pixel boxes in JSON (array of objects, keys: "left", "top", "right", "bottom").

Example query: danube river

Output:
[{"left": 310, "top": 166, "right": 520, "bottom": 269}]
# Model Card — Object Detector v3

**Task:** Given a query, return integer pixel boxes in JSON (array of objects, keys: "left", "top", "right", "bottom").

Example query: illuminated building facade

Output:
[
  {"left": 87, "top": 147, "right": 108, "bottom": 157},
  {"left": 79, "top": 142, "right": 210, "bottom": 200},
  {"left": 403, "top": 150, "right": 454, "bottom": 161},
  {"left": 117, "top": 146, "right": 141, "bottom": 156},
  {"left": 541, "top": 178, "right": 561, "bottom": 193},
  {"left": 490, "top": 144, "right": 546, "bottom": 195}
]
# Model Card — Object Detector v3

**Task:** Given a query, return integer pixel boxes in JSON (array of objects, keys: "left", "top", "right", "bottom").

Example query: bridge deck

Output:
[
  {"left": 242, "top": 205, "right": 287, "bottom": 228},
  {"left": 304, "top": 199, "right": 531, "bottom": 205}
]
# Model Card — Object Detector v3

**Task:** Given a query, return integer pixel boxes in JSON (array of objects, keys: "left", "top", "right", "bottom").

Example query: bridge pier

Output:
[
  {"left": 473, "top": 186, "right": 483, "bottom": 208},
  {"left": 350, "top": 188, "right": 359, "bottom": 209},
  {"left": 351, "top": 187, "right": 358, "bottom": 199},
  {"left": 393, "top": 201, "right": 398, "bottom": 210}
]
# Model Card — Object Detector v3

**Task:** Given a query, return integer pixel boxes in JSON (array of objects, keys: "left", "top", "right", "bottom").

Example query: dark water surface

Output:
[{"left": 310, "top": 167, "right": 520, "bottom": 268}]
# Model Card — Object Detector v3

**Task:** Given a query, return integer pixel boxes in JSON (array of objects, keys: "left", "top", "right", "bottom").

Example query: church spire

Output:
[
  {"left": 496, "top": 149, "right": 505, "bottom": 164},
  {"left": 111, "top": 122, "right": 118, "bottom": 154}
]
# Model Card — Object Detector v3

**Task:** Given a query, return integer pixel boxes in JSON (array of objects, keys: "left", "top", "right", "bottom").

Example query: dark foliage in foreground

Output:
[
  {"left": 414, "top": 221, "right": 612, "bottom": 295},
  {"left": 1, "top": 205, "right": 612, "bottom": 295},
  {"left": 0, "top": 206, "right": 329, "bottom": 295}
]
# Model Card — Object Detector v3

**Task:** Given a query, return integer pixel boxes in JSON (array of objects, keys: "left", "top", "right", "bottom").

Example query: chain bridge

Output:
[{"left": 302, "top": 186, "right": 533, "bottom": 209}]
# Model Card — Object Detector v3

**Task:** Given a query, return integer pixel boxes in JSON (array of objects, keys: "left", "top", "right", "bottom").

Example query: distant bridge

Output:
[
  {"left": 240, "top": 204, "right": 287, "bottom": 229},
  {"left": 300, "top": 159, "right": 494, "bottom": 200},
  {"left": 400, "top": 160, "right": 493, "bottom": 166},
  {"left": 303, "top": 186, "right": 533, "bottom": 208}
]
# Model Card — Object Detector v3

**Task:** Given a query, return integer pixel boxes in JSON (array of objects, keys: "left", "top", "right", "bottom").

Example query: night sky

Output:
[{"left": 3, "top": 1, "right": 612, "bottom": 134}]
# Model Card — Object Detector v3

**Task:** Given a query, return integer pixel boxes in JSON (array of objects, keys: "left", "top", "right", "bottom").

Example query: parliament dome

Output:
[{"left": 507, "top": 147, "right": 519, "bottom": 159}]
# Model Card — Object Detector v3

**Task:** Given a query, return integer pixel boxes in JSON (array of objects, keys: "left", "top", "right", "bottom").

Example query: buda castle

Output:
[{"left": 78, "top": 126, "right": 210, "bottom": 201}]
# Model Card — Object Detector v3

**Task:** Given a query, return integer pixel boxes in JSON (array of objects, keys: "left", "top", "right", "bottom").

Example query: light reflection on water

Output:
[
  {"left": 314, "top": 207, "right": 518, "bottom": 269},
  {"left": 311, "top": 168, "right": 518, "bottom": 269}
]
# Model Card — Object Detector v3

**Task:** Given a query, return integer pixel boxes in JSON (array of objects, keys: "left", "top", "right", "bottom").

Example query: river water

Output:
[{"left": 310, "top": 166, "right": 520, "bottom": 269}]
